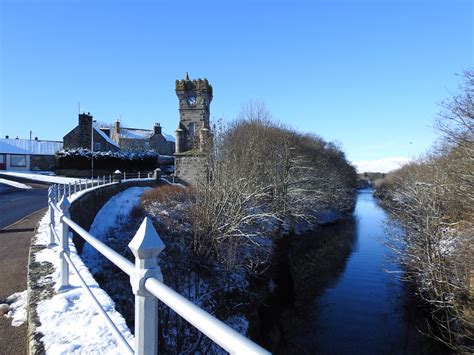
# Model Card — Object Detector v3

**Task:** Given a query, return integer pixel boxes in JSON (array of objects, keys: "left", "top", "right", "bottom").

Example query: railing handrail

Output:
[
  {"left": 145, "top": 278, "right": 268, "bottom": 354},
  {"left": 61, "top": 248, "right": 134, "bottom": 354},
  {"left": 62, "top": 216, "right": 135, "bottom": 276},
  {"left": 47, "top": 172, "right": 270, "bottom": 354}
]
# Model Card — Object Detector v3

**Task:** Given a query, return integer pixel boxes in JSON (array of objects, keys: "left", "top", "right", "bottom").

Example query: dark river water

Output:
[{"left": 259, "top": 188, "right": 446, "bottom": 354}]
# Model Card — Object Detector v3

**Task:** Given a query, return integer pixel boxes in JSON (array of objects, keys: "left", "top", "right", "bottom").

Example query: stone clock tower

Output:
[{"left": 174, "top": 73, "right": 213, "bottom": 185}]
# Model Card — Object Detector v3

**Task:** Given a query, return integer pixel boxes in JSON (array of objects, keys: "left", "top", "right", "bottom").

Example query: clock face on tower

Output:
[{"left": 186, "top": 95, "right": 197, "bottom": 107}]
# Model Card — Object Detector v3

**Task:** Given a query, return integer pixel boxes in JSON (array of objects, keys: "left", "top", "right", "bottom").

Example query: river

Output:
[{"left": 257, "top": 188, "right": 447, "bottom": 354}]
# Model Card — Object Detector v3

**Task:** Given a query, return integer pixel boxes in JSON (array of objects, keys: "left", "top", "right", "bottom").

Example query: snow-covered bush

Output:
[{"left": 55, "top": 148, "right": 160, "bottom": 171}]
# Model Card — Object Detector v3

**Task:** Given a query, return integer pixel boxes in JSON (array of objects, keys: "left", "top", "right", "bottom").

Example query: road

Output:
[{"left": 0, "top": 183, "right": 49, "bottom": 229}]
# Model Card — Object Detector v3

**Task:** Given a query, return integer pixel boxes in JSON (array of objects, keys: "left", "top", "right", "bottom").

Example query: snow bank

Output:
[
  {"left": 2, "top": 291, "right": 27, "bottom": 326},
  {"left": 33, "top": 211, "right": 134, "bottom": 354},
  {"left": 82, "top": 187, "right": 151, "bottom": 275},
  {"left": 0, "top": 171, "right": 84, "bottom": 184},
  {"left": 0, "top": 178, "right": 32, "bottom": 189}
]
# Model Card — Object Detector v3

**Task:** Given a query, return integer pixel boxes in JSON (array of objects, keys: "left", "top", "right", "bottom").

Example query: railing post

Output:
[
  {"left": 68, "top": 183, "right": 71, "bottom": 196},
  {"left": 114, "top": 170, "right": 122, "bottom": 183},
  {"left": 128, "top": 217, "right": 165, "bottom": 355},
  {"left": 58, "top": 196, "right": 71, "bottom": 292},
  {"left": 138, "top": 171, "right": 141, "bottom": 179},
  {"left": 48, "top": 186, "right": 57, "bottom": 247},
  {"left": 74, "top": 182, "right": 77, "bottom": 193}
]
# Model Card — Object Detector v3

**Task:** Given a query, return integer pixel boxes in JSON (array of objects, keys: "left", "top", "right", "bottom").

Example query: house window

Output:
[
  {"left": 94, "top": 142, "right": 102, "bottom": 151},
  {"left": 0, "top": 154, "right": 5, "bottom": 163},
  {"left": 10, "top": 154, "right": 27, "bottom": 167}
]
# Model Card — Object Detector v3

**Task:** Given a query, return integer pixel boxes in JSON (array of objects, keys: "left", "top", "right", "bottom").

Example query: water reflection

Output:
[{"left": 260, "top": 189, "right": 445, "bottom": 354}]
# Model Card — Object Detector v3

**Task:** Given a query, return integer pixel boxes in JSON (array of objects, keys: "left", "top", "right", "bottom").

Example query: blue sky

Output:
[{"left": 1, "top": 0, "right": 472, "bottom": 168}]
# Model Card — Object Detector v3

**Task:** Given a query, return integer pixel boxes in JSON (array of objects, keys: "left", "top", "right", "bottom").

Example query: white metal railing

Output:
[
  {"left": 47, "top": 180, "right": 269, "bottom": 354},
  {"left": 54, "top": 170, "right": 157, "bottom": 201}
]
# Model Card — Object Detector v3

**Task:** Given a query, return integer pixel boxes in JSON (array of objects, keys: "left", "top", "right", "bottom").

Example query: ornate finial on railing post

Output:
[
  {"left": 58, "top": 195, "right": 71, "bottom": 292},
  {"left": 47, "top": 186, "right": 57, "bottom": 247},
  {"left": 128, "top": 217, "right": 165, "bottom": 355}
]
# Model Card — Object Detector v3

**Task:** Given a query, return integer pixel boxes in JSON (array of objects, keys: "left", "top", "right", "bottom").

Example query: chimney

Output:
[
  {"left": 154, "top": 122, "right": 162, "bottom": 135},
  {"left": 79, "top": 112, "right": 93, "bottom": 127},
  {"left": 114, "top": 120, "right": 120, "bottom": 133},
  {"left": 5, "top": 135, "right": 9, "bottom": 139},
  {"left": 35, "top": 137, "right": 38, "bottom": 140}
]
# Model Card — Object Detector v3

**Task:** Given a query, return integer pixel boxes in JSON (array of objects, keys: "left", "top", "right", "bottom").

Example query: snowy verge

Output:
[
  {"left": 0, "top": 171, "right": 85, "bottom": 184},
  {"left": 30, "top": 210, "right": 134, "bottom": 354},
  {"left": 0, "top": 178, "right": 32, "bottom": 189},
  {"left": 1, "top": 291, "right": 28, "bottom": 326}
]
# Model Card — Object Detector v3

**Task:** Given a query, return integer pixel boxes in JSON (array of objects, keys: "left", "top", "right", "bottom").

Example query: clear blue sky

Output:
[{"left": 1, "top": 0, "right": 472, "bottom": 164}]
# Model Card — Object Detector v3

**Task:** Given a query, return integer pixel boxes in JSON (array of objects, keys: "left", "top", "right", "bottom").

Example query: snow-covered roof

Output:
[
  {"left": 120, "top": 128, "right": 153, "bottom": 140},
  {"left": 119, "top": 128, "right": 175, "bottom": 142},
  {"left": 94, "top": 128, "right": 120, "bottom": 148},
  {"left": 0, "top": 138, "right": 63, "bottom": 155},
  {"left": 163, "top": 133, "right": 175, "bottom": 142}
]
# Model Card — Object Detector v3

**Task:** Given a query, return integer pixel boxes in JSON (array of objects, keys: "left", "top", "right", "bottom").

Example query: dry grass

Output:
[{"left": 141, "top": 185, "right": 194, "bottom": 206}]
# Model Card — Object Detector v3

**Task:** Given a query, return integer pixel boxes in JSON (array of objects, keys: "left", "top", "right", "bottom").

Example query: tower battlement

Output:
[{"left": 175, "top": 74, "right": 213, "bottom": 96}]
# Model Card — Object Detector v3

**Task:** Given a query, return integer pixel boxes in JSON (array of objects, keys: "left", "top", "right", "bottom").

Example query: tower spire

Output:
[{"left": 185, "top": 72, "right": 190, "bottom": 81}]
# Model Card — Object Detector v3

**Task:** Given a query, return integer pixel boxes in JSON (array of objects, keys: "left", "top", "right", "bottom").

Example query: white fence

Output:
[
  {"left": 54, "top": 170, "right": 156, "bottom": 201},
  {"left": 47, "top": 178, "right": 269, "bottom": 354}
]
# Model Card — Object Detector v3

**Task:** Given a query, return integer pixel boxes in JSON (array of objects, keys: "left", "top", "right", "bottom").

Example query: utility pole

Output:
[{"left": 91, "top": 119, "right": 96, "bottom": 178}]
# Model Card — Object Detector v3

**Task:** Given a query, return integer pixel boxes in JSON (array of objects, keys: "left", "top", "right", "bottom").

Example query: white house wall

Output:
[{"left": 6, "top": 154, "right": 30, "bottom": 171}]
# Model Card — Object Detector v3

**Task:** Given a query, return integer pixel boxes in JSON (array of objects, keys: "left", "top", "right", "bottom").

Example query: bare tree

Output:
[{"left": 379, "top": 70, "right": 474, "bottom": 352}]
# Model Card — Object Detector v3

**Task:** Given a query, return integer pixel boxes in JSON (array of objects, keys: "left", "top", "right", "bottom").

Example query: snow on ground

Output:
[
  {"left": 33, "top": 210, "right": 134, "bottom": 354},
  {"left": 81, "top": 187, "right": 151, "bottom": 275},
  {"left": 0, "top": 171, "right": 85, "bottom": 184},
  {"left": 1, "top": 291, "right": 27, "bottom": 326},
  {"left": 0, "top": 178, "right": 32, "bottom": 189}
]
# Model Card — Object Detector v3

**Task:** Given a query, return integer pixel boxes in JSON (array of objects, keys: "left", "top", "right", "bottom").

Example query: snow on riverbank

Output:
[
  {"left": 0, "top": 178, "right": 32, "bottom": 189},
  {"left": 82, "top": 187, "right": 151, "bottom": 275},
  {"left": 32, "top": 198, "right": 140, "bottom": 353}
]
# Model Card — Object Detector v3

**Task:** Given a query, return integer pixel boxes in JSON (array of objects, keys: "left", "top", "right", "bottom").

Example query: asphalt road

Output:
[{"left": 0, "top": 183, "right": 49, "bottom": 229}]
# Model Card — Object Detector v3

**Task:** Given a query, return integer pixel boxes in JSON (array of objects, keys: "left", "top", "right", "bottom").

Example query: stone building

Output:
[
  {"left": 63, "top": 113, "right": 120, "bottom": 152},
  {"left": 63, "top": 113, "right": 175, "bottom": 155},
  {"left": 0, "top": 137, "right": 63, "bottom": 171},
  {"left": 174, "top": 73, "right": 213, "bottom": 185},
  {"left": 109, "top": 121, "right": 175, "bottom": 155}
]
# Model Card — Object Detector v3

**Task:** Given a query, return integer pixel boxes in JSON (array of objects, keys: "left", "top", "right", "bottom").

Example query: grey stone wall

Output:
[{"left": 175, "top": 155, "right": 208, "bottom": 186}]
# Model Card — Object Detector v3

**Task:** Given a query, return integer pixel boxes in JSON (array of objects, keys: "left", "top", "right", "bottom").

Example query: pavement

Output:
[{"left": 0, "top": 181, "right": 49, "bottom": 355}]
